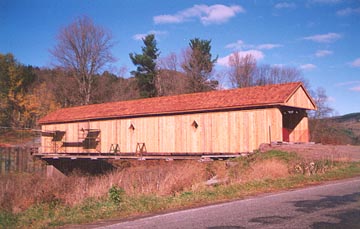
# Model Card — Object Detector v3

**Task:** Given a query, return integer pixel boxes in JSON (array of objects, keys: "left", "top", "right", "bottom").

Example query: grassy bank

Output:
[{"left": 1, "top": 150, "right": 360, "bottom": 228}]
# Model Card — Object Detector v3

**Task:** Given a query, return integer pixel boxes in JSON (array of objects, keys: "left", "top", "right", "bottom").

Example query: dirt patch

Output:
[{"left": 260, "top": 143, "right": 360, "bottom": 162}]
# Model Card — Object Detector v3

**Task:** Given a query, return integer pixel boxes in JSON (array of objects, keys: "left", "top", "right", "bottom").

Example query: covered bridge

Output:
[{"left": 38, "top": 82, "right": 316, "bottom": 155}]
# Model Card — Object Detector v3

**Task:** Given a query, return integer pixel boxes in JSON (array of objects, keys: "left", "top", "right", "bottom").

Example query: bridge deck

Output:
[{"left": 33, "top": 152, "right": 246, "bottom": 161}]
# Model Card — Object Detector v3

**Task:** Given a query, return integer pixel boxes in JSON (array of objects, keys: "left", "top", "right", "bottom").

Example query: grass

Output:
[{"left": 1, "top": 150, "right": 360, "bottom": 228}]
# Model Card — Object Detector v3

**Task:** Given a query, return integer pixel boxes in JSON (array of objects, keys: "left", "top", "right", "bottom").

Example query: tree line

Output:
[{"left": 0, "top": 16, "right": 332, "bottom": 130}]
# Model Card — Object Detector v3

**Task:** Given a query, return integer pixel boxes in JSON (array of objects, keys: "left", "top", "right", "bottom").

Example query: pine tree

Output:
[
  {"left": 182, "top": 38, "right": 218, "bottom": 93},
  {"left": 130, "top": 34, "right": 160, "bottom": 98}
]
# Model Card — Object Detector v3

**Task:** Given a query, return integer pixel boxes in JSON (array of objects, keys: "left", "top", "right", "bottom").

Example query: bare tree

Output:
[
  {"left": 309, "top": 87, "right": 335, "bottom": 143},
  {"left": 226, "top": 53, "right": 308, "bottom": 88},
  {"left": 156, "top": 69, "right": 189, "bottom": 96},
  {"left": 156, "top": 52, "right": 189, "bottom": 96},
  {"left": 228, "top": 53, "right": 256, "bottom": 88},
  {"left": 253, "top": 64, "right": 307, "bottom": 87},
  {"left": 309, "top": 87, "right": 334, "bottom": 119},
  {"left": 51, "top": 16, "right": 115, "bottom": 105},
  {"left": 157, "top": 52, "right": 179, "bottom": 71}
]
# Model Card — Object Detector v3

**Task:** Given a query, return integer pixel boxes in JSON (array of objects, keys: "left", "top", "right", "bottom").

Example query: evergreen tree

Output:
[
  {"left": 182, "top": 38, "right": 218, "bottom": 93},
  {"left": 130, "top": 34, "right": 160, "bottom": 98}
]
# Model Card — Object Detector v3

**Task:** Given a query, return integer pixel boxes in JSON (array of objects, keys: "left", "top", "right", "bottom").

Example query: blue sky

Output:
[{"left": 1, "top": 0, "right": 359, "bottom": 115}]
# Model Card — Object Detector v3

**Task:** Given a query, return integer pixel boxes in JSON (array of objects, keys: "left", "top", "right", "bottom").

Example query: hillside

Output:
[
  {"left": 332, "top": 112, "right": 360, "bottom": 145},
  {"left": 309, "top": 112, "right": 360, "bottom": 145},
  {"left": 334, "top": 112, "right": 360, "bottom": 122}
]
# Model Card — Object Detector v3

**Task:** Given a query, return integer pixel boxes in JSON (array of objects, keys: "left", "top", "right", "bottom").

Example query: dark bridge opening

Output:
[{"left": 44, "top": 158, "right": 114, "bottom": 175}]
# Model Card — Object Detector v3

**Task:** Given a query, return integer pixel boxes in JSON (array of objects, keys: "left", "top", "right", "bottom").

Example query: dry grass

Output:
[
  {"left": 0, "top": 150, "right": 346, "bottom": 216},
  {"left": 244, "top": 159, "right": 289, "bottom": 182},
  {"left": 94, "top": 160, "right": 207, "bottom": 197},
  {"left": 0, "top": 160, "right": 210, "bottom": 213}
]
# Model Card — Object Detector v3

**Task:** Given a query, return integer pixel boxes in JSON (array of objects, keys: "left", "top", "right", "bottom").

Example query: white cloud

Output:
[
  {"left": 274, "top": 2, "right": 296, "bottom": 9},
  {"left": 309, "top": 0, "right": 341, "bottom": 4},
  {"left": 217, "top": 50, "right": 264, "bottom": 67},
  {"left": 315, "top": 50, "right": 333, "bottom": 57},
  {"left": 132, "top": 30, "right": 167, "bottom": 41},
  {"left": 350, "top": 86, "right": 360, "bottom": 91},
  {"left": 225, "top": 41, "right": 282, "bottom": 50},
  {"left": 133, "top": 34, "right": 147, "bottom": 41},
  {"left": 350, "top": 58, "right": 360, "bottom": 67},
  {"left": 257, "top": 43, "right": 282, "bottom": 50},
  {"left": 153, "top": 4, "right": 245, "bottom": 25},
  {"left": 337, "top": 7, "right": 360, "bottom": 16},
  {"left": 200, "top": 5, "right": 245, "bottom": 25},
  {"left": 336, "top": 81, "right": 360, "bottom": 86},
  {"left": 225, "top": 40, "right": 247, "bottom": 50},
  {"left": 300, "top": 64, "right": 317, "bottom": 70},
  {"left": 336, "top": 81, "right": 360, "bottom": 92},
  {"left": 303, "top": 32, "right": 342, "bottom": 43},
  {"left": 153, "top": 15, "right": 183, "bottom": 24}
]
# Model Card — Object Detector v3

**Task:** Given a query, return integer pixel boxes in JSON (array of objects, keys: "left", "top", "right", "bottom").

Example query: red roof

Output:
[{"left": 38, "top": 82, "right": 309, "bottom": 124}]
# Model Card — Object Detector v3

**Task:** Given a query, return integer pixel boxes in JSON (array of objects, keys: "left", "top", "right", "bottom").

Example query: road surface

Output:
[{"left": 83, "top": 177, "right": 360, "bottom": 229}]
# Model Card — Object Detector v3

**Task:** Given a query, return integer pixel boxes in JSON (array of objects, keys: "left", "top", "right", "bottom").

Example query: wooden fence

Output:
[{"left": 0, "top": 147, "right": 46, "bottom": 175}]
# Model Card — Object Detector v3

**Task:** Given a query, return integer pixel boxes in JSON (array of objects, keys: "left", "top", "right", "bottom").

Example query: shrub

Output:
[{"left": 108, "top": 185, "right": 125, "bottom": 205}]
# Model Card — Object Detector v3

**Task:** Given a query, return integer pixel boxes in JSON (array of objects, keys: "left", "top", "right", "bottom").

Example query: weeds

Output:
[
  {"left": 0, "top": 211, "right": 18, "bottom": 228},
  {"left": 108, "top": 185, "right": 125, "bottom": 205}
]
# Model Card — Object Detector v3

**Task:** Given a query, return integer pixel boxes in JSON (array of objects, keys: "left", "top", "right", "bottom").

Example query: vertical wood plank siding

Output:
[
  {"left": 286, "top": 87, "right": 316, "bottom": 110},
  {"left": 40, "top": 108, "right": 283, "bottom": 154},
  {"left": 289, "top": 115, "right": 309, "bottom": 142}
]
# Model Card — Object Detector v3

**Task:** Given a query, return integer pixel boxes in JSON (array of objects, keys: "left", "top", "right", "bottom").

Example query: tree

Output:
[
  {"left": 182, "top": 38, "right": 218, "bottom": 93},
  {"left": 310, "top": 87, "right": 334, "bottom": 119},
  {"left": 253, "top": 64, "right": 307, "bottom": 87},
  {"left": 130, "top": 34, "right": 160, "bottom": 98},
  {"left": 51, "top": 16, "right": 115, "bottom": 105},
  {"left": 226, "top": 53, "right": 307, "bottom": 88},
  {"left": 157, "top": 52, "right": 190, "bottom": 96},
  {"left": 157, "top": 52, "right": 179, "bottom": 71},
  {"left": 91, "top": 71, "right": 140, "bottom": 103},
  {"left": 22, "top": 82, "right": 60, "bottom": 127},
  {"left": 156, "top": 69, "right": 189, "bottom": 96},
  {"left": 228, "top": 53, "right": 256, "bottom": 88},
  {"left": 309, "top": 87, "right": 336, "bottom": 143},
  {"left": 0, "top": 53, "right": 36, "bottom": 127}
]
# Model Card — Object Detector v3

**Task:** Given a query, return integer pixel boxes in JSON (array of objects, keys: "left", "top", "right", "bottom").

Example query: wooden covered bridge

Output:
[{"left": 35, "top": 82, "right": 316, "bottom": 163}]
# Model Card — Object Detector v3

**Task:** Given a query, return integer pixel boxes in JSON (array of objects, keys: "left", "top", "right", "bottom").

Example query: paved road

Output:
[{"left": 89, "top": 178, "right": 360, "bottom": 229}]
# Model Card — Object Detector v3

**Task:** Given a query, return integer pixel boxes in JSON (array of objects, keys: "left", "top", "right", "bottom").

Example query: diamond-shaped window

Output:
[
  {"left": 129, "top": 124, "right": 135, "bottom": 131},
  {"left": 191, "top": 120, "right": 199, "bottom": 129}
]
